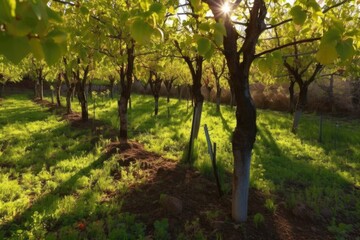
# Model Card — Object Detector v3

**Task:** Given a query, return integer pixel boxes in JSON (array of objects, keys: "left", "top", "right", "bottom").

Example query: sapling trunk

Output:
[{"left": 118, "top": 96, "right": 129, "bottom": 142}]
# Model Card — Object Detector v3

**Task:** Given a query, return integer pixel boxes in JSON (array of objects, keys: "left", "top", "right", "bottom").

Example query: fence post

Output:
[{"left": 204, "top": 124, "right": 223, "bottom": 197}]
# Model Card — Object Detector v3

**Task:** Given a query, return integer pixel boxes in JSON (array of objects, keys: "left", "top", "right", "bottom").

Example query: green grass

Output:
[
  {"left": 1, "top": 92, "right": 360, "bottom": 238},
  {"left": 68, "top": 92, "right": 360, "bottom": 229},
  {"left": 0, "top": 94, "right": 148, "bottom": 239}
]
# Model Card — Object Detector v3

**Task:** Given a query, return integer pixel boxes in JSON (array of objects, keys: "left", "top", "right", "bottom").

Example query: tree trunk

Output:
[
  {"left": 216, "top": 87, "right": 221, "bottom": 113},
  {"left": 292, "top": 85, "right": 308, "bottom": 134},
  {"left": 77, "top": 82, "right": 88, "bottom": 122},
  {"left": 39, "top": 77, "right": 44, "bottom": 100},
  {"left": 56, "top": 76, "right": 62, "bottom": 107},
  {"left": 88, "top": 81, "right": 92, "bottom": 99},
  {"left": 329, "top": 75, "right": 335, "bottom": 113},
  {"left": 177, "top": 86, "right": 181, "bottom": 100},
  {"left": 167, "top": 93, "right": 170, "bottom": 103},
  {"left": 0, "top": 83, "right": 5, "bottom": 98},
  {"left": 128, "top": 97, "right": 132, "bottom": 110},
  {"left": 34, "top": 82, "right": 39, "bottom": 99},
  {"left": 66, "top": 84, "right": 74, "bottom": 114},
  {"left": 154, "top": 95, "right": 159, "bottom": 116},
  {"left": 289, "top": 80, "right": 296, "bottom": 114},
  {"left": 192, "top": 101, "right": 203, "bottom": 139},
  {"left": 71, "top": 85, "right": 76, "bottom": 102},
  {"left": 118, "top": 96, "right": 129, "bottom": 142},
  {"left": 51, "top": 90, "right": 54, "bottom": 104},
  {"left": 110, "top": 83, "right": 114, "bottom": 99}
]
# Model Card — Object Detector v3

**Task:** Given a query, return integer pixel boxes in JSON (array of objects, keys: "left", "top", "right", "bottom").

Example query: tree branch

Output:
[{"left": 254, "top": 37, "right": 320, "bottom": 58}]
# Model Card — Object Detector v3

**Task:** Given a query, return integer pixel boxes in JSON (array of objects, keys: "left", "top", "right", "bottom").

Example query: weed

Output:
[
  {"left": 154, "top": 218, "right": 170, "bottom": 240},
  {"left": 253, "top": 213, "right": 265, "bottom": 228}
]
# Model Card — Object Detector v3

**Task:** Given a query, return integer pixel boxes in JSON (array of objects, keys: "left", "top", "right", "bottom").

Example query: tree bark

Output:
[
  {"left": 118, "top": 96, "right": 128, "bottom": 140},
  {"left": 88, "top": 81, "right": 92, "bottom": 99},
  {"left": 154, "top": 95, "right": 159, "bottom": 116},
  {"left": 66, "top": 84, "right": 74, "bottom": 114},
  {"left": 39, "top": 77, "right": 44, "bottom": 100},
  {"left": 56, "top": 74, "right": 62, "bottom": 107},
  {"left": 76, "top": 82, "right": 88, "bottom": 122},
  {"left": 206, "top": 0, "right": 266, "bottom": 222},
  {"left": 0, "top": 83, "right": 4, "bottom": 98},
  {"left": 289, "top": 80, "right": 296, "bottom": 114},
  {"left": 292, "top": 84, "right": 308, "bottom": 134},
  {"left": 118, "top": 41, "right": 135, "bottom": 142},
  {"left": 216, "top": 86, "right": 221, "bottom": 113}
]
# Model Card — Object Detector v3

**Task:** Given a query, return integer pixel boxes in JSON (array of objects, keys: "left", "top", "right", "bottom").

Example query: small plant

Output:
[
  {"left": 154, "top": 218, "right": 170, "bottom": 240},
  {"left": 253, "top": 213, "right": 265, "bottom": 228},
  {"left": 264, "top": 199, "right": 277, "bottom": 214},
  {"left": 327, "top": 219, "right": 353, "bottom": 240}
]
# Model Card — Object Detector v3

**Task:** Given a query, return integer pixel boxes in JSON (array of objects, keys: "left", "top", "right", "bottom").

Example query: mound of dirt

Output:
[{"left": 107, "top": 142, "right": 331, "bottom": 240}]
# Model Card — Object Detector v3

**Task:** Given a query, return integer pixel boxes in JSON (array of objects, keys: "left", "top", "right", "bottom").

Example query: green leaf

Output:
[
  {"left": 190, "top": 0, "right": 202, "bottom": 12},
  {"left": 80, "top": 6, "right": 89, "bottom": 15},
  {"left": 336, "top": 38, "right": 354, "bottom": 61},
  {"left": 48, "top": 29, "right": 67, "bottom": 44},
  {"left": 290, "top": 5, "right": 307, "bottom": 25},
  {"left": 199, "top": 22, "right": 211, "bottom": 32},
  {"left": 46, "top": 7, "right": 62, "bottom": 23},
  {"left": 6, "top": 19, "right": 32, "bottom": 37},
  {"left": 197, "top": 37, "right": 211, "bottom": 56},
  {"left": 214, "top": 22, "right": 227, "bottom": 37},
  {"left": 149, "top": 2, "right": 164, "bottom": 14},
  {"left": 168, "top": 6, "right": 175, "bottom": 14},
  {"left": 0, "top": 0, "right": 12, "bottom": 21},
  {"left": 29, "top": 38, "right": 44, "bottom": 60},
  {"left": 130, "top": 18, "right": 154, "bottom": 45},
  {"left": 0, "top": 34, "right": 30, "bottom": 64},
  {"left": 140, "top": 0, "right": 151, "bottom": 11},
  {"left": 42, "top": 39, "right": 62, "bottom": 66},
  {"left": 316, "top": 43, "right": 338, "bottom": 65},
  {"left": 321, "top": 28, "right": 342, "bottom": 45}
]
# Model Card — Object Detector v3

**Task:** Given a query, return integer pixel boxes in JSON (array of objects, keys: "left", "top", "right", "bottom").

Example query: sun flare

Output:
[{"left": 221, "top": 2, "right": 231, "bottom": 14}]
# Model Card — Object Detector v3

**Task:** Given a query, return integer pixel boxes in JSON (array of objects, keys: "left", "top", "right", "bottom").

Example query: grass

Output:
[
  {"left": 69, "top": 92, "right": 360, "bottom": 229},
  {"left": 1, "top": 91, "right": 360, "bottom": 238}
]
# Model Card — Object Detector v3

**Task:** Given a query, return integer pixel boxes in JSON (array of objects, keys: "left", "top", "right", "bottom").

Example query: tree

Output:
[
  {"left": 0, "top": 0, "right": 67, "bottom": 65},
  {"left": 203, "top": 0, "right": 356, "bottom": 222},
  {"left": 210, "top": 57, "right": 226, "bottom": 112},
  {"left": 0, "top": 56, "right": 22, "bottom": 98}
]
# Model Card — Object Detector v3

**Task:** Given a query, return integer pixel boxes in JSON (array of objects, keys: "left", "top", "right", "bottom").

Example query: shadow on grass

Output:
[
  {"left": 0, "top": 152, "right": 112, "bottom": 238},
  {"left": 254, "top": 124, "right": 359, "bottom": 228}
]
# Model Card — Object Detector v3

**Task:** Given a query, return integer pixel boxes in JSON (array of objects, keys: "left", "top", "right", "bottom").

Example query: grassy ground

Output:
[{"left": 1, "top": 92, "right": 360, "bottom": 239}]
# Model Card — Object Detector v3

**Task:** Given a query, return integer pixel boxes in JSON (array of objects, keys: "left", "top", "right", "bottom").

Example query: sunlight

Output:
[{"left": 221, "top": 2, "right": 231, "bottom": 14}]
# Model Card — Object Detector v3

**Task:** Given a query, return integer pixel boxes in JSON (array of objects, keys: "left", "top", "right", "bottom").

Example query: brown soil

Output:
[
  {"left": 33, "top": 99, "right": 333, "bottom": 240},
  {"left": 106, "top": 142, "right": 332, "bottom": 240}
]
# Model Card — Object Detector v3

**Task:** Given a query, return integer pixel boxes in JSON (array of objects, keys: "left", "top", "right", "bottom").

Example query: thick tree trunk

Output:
[
  {"left": 154, "top": 95, "right": 159, "bottom": 116},
  {"left": 76, "top": 82, "right": 88, "bottom": 122},
  {"left": 289, "top": 80, "right": 296, "bottom": 114},
  {"left": 292, "top": 85, "right": 308, "bottom": 134},
  {"left": 118, "top": 96, "right": 129, "bottom": 142}
]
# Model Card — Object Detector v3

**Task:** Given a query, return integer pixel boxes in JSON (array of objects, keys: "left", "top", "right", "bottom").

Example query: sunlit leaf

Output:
[
  {"left": 290, "top": 5, "right": 307, "bottom": 25},
  {"left": 0, "top": 34, "right": 30, "bottom": 64},
  {"left": 316, "top": 43, "right": 338, "bottom": 65}
]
